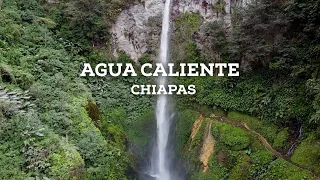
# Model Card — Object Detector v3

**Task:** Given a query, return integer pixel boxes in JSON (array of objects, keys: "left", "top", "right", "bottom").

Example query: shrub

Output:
[
  {"left": 261, "top": 159, "right": 313, "bottom": 179},
  {"left": 48, "top": 139, "right": 85, "bottom": 180}
]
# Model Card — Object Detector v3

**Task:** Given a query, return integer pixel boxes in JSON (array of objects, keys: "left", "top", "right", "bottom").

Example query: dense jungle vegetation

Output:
[{"left": 0, "top": 0, "right": 319, "bottom": 179}]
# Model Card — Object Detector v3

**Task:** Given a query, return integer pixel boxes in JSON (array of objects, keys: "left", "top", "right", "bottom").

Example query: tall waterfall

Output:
[{"left": 152, "top": 0, "right": 172, "bottom": 179}]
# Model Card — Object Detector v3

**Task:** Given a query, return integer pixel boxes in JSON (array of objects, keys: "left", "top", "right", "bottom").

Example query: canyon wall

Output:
[{"left": 110, "top": 0, "right": 251, "bottom": 61}]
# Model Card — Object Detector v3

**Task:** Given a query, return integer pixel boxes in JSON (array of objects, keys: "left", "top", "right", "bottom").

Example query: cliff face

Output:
[{"left": 110, "top": 0, "right": 251, "bottom": 61}]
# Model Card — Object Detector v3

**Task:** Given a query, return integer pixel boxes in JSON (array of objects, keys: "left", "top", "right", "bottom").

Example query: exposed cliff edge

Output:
[{"left": 110, "top": 0, "right": 251, "bottom": 61}]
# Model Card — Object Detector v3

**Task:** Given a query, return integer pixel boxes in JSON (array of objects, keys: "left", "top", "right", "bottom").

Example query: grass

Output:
[
  {"left": 212, "top": 121, "right": 251, "bottom": 151},
  {"left": 291, "top": 134, "right": 320, "bottom": 174},
  {"left": 228, "top": 111, "right": 278, "bottom": 143}
]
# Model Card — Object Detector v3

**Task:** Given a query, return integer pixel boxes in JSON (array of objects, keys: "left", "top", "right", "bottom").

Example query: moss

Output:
[
  {"left": 175, "top": 109, "right": 200, "bottom": 153},
  {"left": 212, "top": 121, "right": 251, "bottom": 151},
  {"left": 105, "top": 124, "right": 126, "bottom": 150},
  {"left": 48, "top": 139, "right": 85, "bottom": 180},
  {"left": 71, "top": 97, "right": 102, "bottom": 135},
  {"left": 102, "top": 107, "right": 126, "bottom": 129},
  {"left": 127, "top": 110, "right": 155, "bottom": 157},
  {"left": 228, "top": 111, "right": 278, "bottom": 143},
  {"left": 291, "top": 135, "right": 320, "bottom": 174},
  {"left": 273, "top": 128, "right": 289, "bottom": 149}
]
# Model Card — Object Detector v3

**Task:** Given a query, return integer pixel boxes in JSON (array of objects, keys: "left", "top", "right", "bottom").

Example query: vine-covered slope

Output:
[{"left": 0, "top": 0, "right": 319, "bottom": 180}]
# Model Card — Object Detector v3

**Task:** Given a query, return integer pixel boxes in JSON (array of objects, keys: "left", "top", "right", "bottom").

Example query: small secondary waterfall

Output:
[{"left": 150, "top": 0, "right": 173, "bottom": 179}]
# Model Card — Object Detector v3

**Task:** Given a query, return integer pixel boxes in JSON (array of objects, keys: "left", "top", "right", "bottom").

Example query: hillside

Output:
[{"left": 0, "top": 0, "right": 320, "bottom": 180}]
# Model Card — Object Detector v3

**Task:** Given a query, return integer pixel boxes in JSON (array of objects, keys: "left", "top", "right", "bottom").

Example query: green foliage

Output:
[
  {"left": 228, "top": 112, "right": 278, "bottom": 143},
  {"left": 47, "top": 0, "right": 135, "bottom": 50},
  {"left": 260, "top": 159, "right": 313, "bottom": 179},
  {"left": 212, "top": 0, "right": 226, "bottom": 17},
  {"left": 175, "top": 110, "right": 200, "bottom": 153},
  {"left": 250, "top": 150, "right": 273, "bottom": 167},
  {"left": 0, "top": 115, "right": 27, "bottom": 179},
  {"left": 1, "top": 0, "right": 320, "bottom": 179},
  {"left": 0, "top": 149, "right": 27, "bottom": 180},
  {"left": 127, "top": 110, "right": 155, "bottom": 157},
  {"left": 273, "top": 128, "right": 289, "bottom": 149},
  {"left": 176, "top": 0, "right": 319, "bottom": 129},
  {"left": 87, "top": 66, "right": 152, "bottom": 125},
  {"left": 171, "top": 13, "right": 201, "bottom": 63},
  {"left": 175, "top": 13, "right": 201, "bottom": 33},
  {"left": 0, "top": 1, "right": 134, "bottom": 179},
  {"left": 105, "top": 124, "right": 127, "bottom": 150},
  {"left": 199, "top": 21, "right": 228, "bottom": 63},
  {"left": 291, "top": 134, "right": 320, "bottom": 174},
  {"left": 48, "top": 139, "right": 85, "bottom": 179},
  {"left": 307, "top": 79, "right": 320, "bottom": 124},
  {"left": 212, "top": 121, "right": 251, "bottom": 151},
  {"left": 228, "top": 154, "right": 250, "bottom": 180}
]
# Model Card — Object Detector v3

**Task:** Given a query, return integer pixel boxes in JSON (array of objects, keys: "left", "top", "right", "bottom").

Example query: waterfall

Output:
[{"left": 150, "top": 0, "right": 173, "bottom": 179}]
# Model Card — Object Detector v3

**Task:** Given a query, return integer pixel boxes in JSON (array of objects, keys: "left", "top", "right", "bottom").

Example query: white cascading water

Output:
[{"left": 152, "top": 0, "right": 172, "bottom": 179}]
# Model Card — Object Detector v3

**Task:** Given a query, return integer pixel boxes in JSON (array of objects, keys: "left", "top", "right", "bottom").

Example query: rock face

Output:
[{"left": 111, "top": 0, "right": 251, "bottom": 61}]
